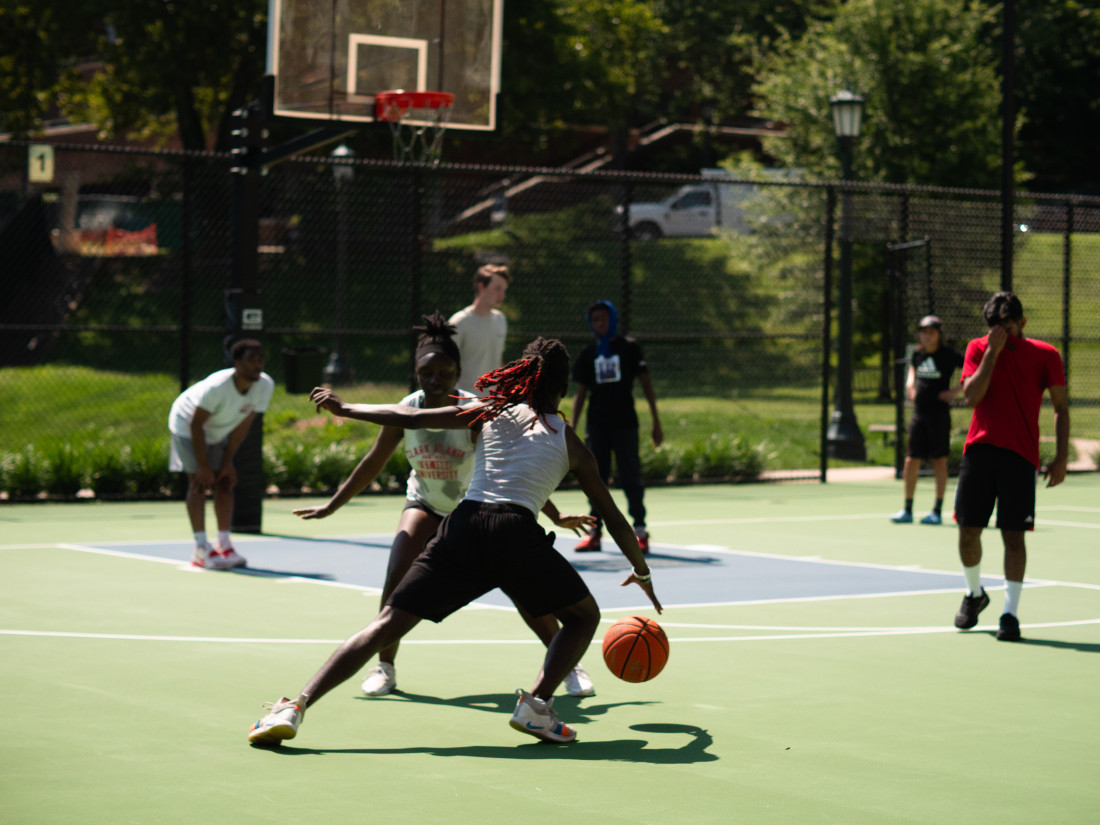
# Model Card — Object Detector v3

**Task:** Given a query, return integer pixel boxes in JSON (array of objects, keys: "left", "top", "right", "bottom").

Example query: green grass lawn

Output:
[{"left": 3, "top": 363, "right": 1095, "bottom": 484}]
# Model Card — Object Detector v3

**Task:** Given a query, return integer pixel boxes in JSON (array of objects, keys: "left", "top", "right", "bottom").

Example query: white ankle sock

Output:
[
  {"left": 962, "top": 563, "right": 983, "bottom": 596},
  {"left": 193, "top": 531, "right": 207, "bottom": 547},
  {"left": 217, "top": 530, "right": 231, "bottom": 549},
  {"left": 1003, "top": 580, "right": 1023, "bottom": 616}
]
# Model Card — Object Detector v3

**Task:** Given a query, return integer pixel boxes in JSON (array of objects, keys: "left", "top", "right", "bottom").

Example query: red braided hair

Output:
[{"left": 464, "top": 337, "right": 570, "bottom": 430}]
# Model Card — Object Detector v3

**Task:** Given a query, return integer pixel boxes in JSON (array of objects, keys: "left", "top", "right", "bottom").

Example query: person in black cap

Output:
[{"left": 891, "top": 314, "right": 964, "bottom": 524}]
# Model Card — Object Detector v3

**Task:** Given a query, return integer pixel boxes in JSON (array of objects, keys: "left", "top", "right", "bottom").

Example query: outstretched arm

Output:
[
  {"left": 293, "top": 426, "right": 404, "bottom": 519},
  {"left": 565, "top": 426, "right": 661, "bottom": 613},
  {"left": 540, "top": 499, "right": 597, "bottom": 536},
  {"left": 310, "top": 387, "right": 474, "bottom": 430}
]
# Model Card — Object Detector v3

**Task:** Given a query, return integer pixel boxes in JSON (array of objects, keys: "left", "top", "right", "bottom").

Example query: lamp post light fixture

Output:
[
  {"left": 324, "top": 143, "right": 355, "bottom": 385},
  {"left": 826, "top": 89, "right": 867, "bottom": 462}
]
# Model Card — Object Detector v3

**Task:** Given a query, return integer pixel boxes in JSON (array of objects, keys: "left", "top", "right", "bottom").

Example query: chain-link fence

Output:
[{"left": 2, "top": 140, "right": 1098, "bottom": 492}]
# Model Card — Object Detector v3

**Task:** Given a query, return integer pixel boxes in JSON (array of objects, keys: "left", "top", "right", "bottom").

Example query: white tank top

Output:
[
  {"left": 464, "top": 404, "right": 570, "bottom": 516},
  {"left": 401, "top": 390, "right": 478, "bottom": 515}
]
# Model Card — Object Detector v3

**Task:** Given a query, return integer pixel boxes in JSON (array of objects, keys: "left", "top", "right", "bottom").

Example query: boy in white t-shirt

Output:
[
  {"left": 448, "top": 263, "right": 510, "bottom": 393},
  {"left": 168, "top": 339, "right": 275, "bottom": 569}
]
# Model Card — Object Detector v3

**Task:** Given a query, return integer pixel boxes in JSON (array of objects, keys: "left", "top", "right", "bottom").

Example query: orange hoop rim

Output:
[{"left": 375, "top": 90, "right": 455, "bottom": 122}]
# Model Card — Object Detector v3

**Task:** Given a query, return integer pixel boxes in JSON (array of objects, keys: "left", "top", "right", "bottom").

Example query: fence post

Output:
[
  {"left": 179, "top": 156, "right": 192, "bottom": 394},
  {"left": 619, "top": 181, "right": 633, "bottom": 334},
  {"left": 820, "top": 187, "right": 836, "bottom": 483},
  {"left": 1063, "top": 200, "right": 1073, "bottom": 377},
  {"left": 409, "top": 166, "right": 424, "bottom": 391}
]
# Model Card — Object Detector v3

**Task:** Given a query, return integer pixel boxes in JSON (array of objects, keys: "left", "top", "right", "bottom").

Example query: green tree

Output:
[
  {"left": 753, "top": 0, "right": 1007, "bottom": 188},
  {"left": 1014, "top": 1, "right": 1100, "bottom": 192},
  {"left": 2, "top": 0, "right": 266, "bottom": 150},
  {"left": 0, "top": 1, "right": 102, "bottom": 136},
  {"left": 739, "top": 0, "right": 1013, "bottom": 372},
  {"left": 654, "top": 0, "right": 837, "bottom": 125}
]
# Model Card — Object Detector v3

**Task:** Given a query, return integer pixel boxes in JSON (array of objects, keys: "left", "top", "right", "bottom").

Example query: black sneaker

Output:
[
  {"left": 954, "top": 589, "right": 990, "bottom": 629},
  {"left": 995, "top": 613, "right": 1022, "bottom": 642}
]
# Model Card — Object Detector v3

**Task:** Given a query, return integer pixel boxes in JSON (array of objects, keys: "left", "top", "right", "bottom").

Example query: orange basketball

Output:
[{"left": 601, "top": 615, "right": 669, "bottom": 682}]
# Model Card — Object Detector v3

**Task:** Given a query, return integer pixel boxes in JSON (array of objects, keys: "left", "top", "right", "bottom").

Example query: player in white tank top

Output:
[
  {"left": 291, "top": 316, "right": 592, "bottom": 699},
  {"left": 250, "top": 337, "right": 661, "bottom": 747}
]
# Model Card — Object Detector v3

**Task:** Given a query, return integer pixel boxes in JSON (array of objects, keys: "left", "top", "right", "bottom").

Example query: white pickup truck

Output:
[{"left": 612, "top": 169, "right": 754, "bottom": 239}]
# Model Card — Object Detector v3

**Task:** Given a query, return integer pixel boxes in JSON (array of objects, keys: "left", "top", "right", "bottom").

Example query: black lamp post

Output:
[
  {"left": 323, "top": 143, "right": 354, "bottom": 385},
  {"left": 826, "top": 89, "right": 867, "bottom": 461}
]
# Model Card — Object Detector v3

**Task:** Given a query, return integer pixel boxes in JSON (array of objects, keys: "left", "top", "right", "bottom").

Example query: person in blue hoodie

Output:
[{"left": 569, "top": 300, "right": 663, "bottom": 553}]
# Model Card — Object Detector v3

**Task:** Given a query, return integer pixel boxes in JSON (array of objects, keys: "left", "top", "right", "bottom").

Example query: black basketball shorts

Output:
[
  {"left": 388, "top": 500, "right": 592, "bottom": 622},
  {"left": 954, "top": 443, "right": 1037, "bottom": 531},
  {"left": 906, "top": 408, "right": 951, "bottom": 460}
]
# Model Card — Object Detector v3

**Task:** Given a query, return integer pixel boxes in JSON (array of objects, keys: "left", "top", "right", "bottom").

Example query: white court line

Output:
[
  {"left": 52, "top": 543, "right": 386, "bottom": 595},
  {"left": 1041, "top": 520, "right": 1100, "bottom": 529},
  {"left": 4, "top": 617, "right": 1098, "bottom": 644},
  {"left": 21, "top": 540, "right": 1100, "bottom": 612},
  {"left": 650, "top": 511, "right": 1100, "bottom": 529},
  {"left": 650, "top": 513, "right": 889, "bottom": 527}
]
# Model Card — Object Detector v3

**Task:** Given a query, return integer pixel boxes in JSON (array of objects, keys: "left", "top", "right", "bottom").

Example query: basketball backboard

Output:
[{"left": 267, "top": 0, "right": 503, "bottom": 131}]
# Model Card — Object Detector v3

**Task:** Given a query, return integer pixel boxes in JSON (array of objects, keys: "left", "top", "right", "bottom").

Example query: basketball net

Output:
[{"left": 375, "top": 90, "right": 455, "bottom": 164}]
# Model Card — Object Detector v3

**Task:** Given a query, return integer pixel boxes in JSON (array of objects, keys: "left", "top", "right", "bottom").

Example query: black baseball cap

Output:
[{"left": 918, "top": 315, "right": 942, "bottom": 329}]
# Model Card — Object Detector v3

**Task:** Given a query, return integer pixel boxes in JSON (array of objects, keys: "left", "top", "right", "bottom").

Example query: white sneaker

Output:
[
  {"left": 191, "top": 544, "right": 231, "bottom": 570},
  {"left": 248, "top": 695, "right": 306, "bottom": 745},
  {"left": 361, "top": 662, "right": 397, "bottom": 696},
  {"left": 509, "top": 689, "right": 576, "bottom": 743},
  {"left": 564, "top": 664, "right": 596, "bottom": 697},
  {"left": 216, "top": 546, "right": 248, "bottom": 568}
]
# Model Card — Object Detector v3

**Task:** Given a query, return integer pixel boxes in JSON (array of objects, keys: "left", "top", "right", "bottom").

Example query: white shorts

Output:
[{"left": 169, "top": 434, "right": 227, "bottom": 474}]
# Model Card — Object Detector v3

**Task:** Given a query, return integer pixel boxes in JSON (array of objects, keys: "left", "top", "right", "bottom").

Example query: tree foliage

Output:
[
  {"left": 1014, "top": 1, "right": 1100, "bottom": 192},
  {"left": 1, "top": 0, "right": 266, "bottom": 150},
  {"left": 2, "top": 0, "right": 1098, "bottom": 190},
  {"left": 753, "top": 0, "right": 1006, "bottom": 189}
]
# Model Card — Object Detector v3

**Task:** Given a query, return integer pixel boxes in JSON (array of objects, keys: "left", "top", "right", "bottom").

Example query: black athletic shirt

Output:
[
  {"left": 572, "top": 336, "right": 648, "bottom": 431},
  {"left": 911, "top": 345, "right": 964, "bottom": 415}
]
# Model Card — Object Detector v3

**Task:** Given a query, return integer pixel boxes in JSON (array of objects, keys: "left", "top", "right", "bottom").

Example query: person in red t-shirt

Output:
[{"left": 952, "top": 292, "right": 1069, "bottom": 642}]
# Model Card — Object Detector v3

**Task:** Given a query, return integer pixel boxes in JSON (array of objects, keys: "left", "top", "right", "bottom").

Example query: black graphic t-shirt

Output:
[
  {"left": 911, "top": 345, "right": 964, "bottom": 414},
  {"left": 572, "top": 336, "right": 647, "bottom": 430}
]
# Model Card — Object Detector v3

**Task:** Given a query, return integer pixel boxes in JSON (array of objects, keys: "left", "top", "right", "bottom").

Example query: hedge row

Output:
[{"left": 0, "top": 434, "right": 766, "bottom": 501}]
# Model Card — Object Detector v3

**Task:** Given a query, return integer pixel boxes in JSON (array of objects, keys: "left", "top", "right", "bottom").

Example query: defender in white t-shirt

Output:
[{"left": 168, "top": 339, "right": 274, "bottom": 570}]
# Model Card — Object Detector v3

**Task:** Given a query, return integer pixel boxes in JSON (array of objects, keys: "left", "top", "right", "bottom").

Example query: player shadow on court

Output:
[
  {"left": 224, "top": 567, "right": 336, "bottom": 582},
  {"left": 216, "top": 533, "right": 395, "bottom": 581},
  {"left": 978, "top": 632, "right": 1100, "bottom": 653},
  {"left": 261, "top": 533, "right": 395, "bottom": 551},
  {"left": 357, "top": 690, "right": 654, "bottom": 724},
  {"left": 564, "top": 550, "right": 724, "bottom": 574},
  {"left": 267, "top": 722, "right": 718, "bottom": 763}
]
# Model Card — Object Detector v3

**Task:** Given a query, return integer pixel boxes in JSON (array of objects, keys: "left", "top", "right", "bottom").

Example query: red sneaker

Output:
[
  {"left": 634, "top": 528, "right": 650, "bottom": 555},
  {"left": 574, "top": 531, "right": 602, "bottom": 552}
]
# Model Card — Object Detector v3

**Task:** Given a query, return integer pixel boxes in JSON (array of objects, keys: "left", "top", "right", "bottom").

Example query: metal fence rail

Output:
[{"left": 3, "top": 141, "right": 1098, "bottom": 475}]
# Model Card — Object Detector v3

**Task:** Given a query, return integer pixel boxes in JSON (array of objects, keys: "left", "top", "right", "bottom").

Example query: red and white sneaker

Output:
[
  {"left": 216, "top": 546, "right": 248, "bottom": 568},
  {"left": 574, "top": 530, "right": 602, "bottom": 553},
  {"left": 191, "top": 544, "right": 232, "bottom": 570},
  {"left": 634, "top": 527, "right": 650, "bottom": 555}
]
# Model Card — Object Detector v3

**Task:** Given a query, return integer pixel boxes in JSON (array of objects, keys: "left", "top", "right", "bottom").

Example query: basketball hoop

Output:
[{"left": 375, "top": 90, "right": 455, "bottom": 164}]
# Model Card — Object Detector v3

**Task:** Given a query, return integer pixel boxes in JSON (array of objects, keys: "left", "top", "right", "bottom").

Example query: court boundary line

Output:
[
  {"left": 29, "top": 540, "right": 1100, "bottom": 612},
  {"left": 4, "top": 615, "right": 1098, "bottom": 645}
]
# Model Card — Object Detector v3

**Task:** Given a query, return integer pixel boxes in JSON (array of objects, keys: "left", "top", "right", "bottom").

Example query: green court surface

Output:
[{"left": 2, "top": 475, "right": 1098, "bottom": 825}]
